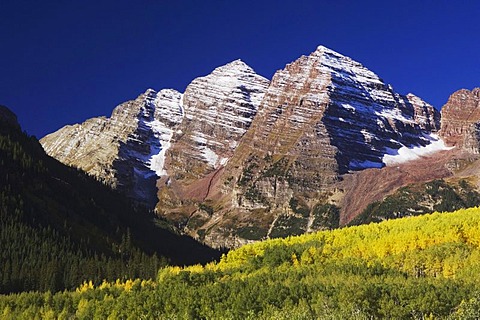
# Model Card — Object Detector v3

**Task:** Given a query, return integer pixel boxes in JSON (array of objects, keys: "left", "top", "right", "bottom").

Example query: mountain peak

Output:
[
  {"left": 163, "top": 55, "right": 269, "bottom": 179},
  {"left": 225, "top": 58, "right": 246, "bottom": 66},
  {"left": 315, "top": 44, "right": 335, "bottom": 53},
  {"left": 40, "top": 45, "right": 443, "bottom": 249},
  {"left": 228, "top": 58, "right": 245, "bottom": 65},
  {"left": 312, "top": 45, "right": 347, "bottom": 58},
  {"left": 212, "top": 59, "right": 257, "bottom": 75},
  {"left": 144, "top": 88, "right": 157, "bottom": 95}
]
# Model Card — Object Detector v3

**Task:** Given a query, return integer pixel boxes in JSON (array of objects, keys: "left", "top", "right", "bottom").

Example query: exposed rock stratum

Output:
[{"left": 41, "top": 46, "right": 480, "bottom": 249}]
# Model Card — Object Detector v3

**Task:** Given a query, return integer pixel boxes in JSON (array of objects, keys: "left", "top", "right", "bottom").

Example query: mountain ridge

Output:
[
  {"left": 39, "top": 45, "right": 480, "bottom": 248},
  {"left": 174, "top": 45, "right": 442, "bottom": 247}
]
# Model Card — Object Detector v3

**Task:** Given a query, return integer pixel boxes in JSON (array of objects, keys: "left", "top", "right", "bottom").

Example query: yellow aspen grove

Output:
[{"left": 3, "top": 207, "right": 480, "bottom": 318}]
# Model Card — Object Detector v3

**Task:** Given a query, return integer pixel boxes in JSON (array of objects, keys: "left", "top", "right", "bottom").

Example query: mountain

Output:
[
  {"left": 341, "top": 88, "right": 480, "bottom": 224},
  {"left": 351, "top": 178, "right": 480, "bottom": 225},
  {"left": 0, "top": 106, "right": 220, "bottom": 293},
  {"left": 42, "top": 45, "right": 480, "bottom": 249},
  {"left": 158, "top": 46, "right": 443, "bottom": 247},
  {"left": 40, "top": 89, "right": 184, "bottom": 208},
  {"left": 41, "top": 61, "right": 269, "bottom": 211},
  {"left": 156, "top": 60, "right": 269, "bottom": 217}
]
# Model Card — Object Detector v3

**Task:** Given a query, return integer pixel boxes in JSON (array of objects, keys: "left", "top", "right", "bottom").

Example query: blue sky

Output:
[{"left": 1, "top": 1, "right": 479, "bottom": 137}]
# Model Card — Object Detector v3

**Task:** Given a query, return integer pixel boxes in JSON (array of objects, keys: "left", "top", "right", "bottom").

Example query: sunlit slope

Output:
[
  {"left": 3, "top": 208, "right": 480, "bottom": 319},
  {"left": 217, "top": 207, "right": 480, "bottom": 278}
]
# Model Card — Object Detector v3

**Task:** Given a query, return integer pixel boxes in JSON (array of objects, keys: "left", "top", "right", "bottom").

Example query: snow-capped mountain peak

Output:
[{"left": 41, "top": 45, "right": 447, "bottom": 249}]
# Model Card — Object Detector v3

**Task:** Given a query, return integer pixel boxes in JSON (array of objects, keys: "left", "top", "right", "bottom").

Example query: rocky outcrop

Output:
[
  {"left": 165, "top": 46, "right": 441, "bottom": 248},
  {"left": 164, "top": 60, "right": 269, "bottom": 180},
  {"left": 406, "top": 93, "right": 441, "bottom": 131},
  {"left": 41, "top": 61, "right": 268, "bottom": 210},
  {"left": 40, "top": 89, "right": 184, "bottom": 207},
  {"left": 440, "top": 88, "right": 480, "bottom": 153},
  {"left": 156, "top": 60, "right": 269, "bottom": 220}
]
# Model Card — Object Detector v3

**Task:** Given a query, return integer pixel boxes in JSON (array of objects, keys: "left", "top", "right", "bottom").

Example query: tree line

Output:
[{"left": 3, "top": 207, "right": 480, "bottom": 318}]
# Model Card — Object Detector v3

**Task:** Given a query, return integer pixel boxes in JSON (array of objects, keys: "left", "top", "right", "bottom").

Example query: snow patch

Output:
[
  {"left": 201, "top": 146, "right": 219, "bottom": 167},
  {"left": 148, "top": 123, "right": 173, "bottom": 176},
  {"left": 220, "top": 157, "right": 229, "bottom": 166},
  {"left": 361, "top": 129, "right": 375, "bottom": 143},
  {"left": 341, "top": 103, "right": 356, "bottom": 112},
  {"left": 144, "top": 90, "right": 185, "bottom": 177},
  {"left": 375, "top": 108, "right": 413, "bottom": 124},
  {"left": 382, "top": 134, "right": 454, "bottom": 166}
]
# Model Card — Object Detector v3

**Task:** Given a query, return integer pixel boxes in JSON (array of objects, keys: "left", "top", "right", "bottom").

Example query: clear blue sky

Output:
[{"left": 1, "top": 1, "right": 479, "bottom": 137}]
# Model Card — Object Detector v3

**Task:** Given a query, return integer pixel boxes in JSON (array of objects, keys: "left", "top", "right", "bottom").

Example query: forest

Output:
[
  {"left": 352, "top": 178, "right": 480, "bottom": 225},
  {"left": 2, "top": 207, "right": 480, "bottom": 319},
  {"left": 0, "top": 106, "right": 221, "bottom": 294}
]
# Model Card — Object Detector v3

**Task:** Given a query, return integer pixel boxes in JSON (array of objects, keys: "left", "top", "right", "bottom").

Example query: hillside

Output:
[
  {"left": 2, "top": 207, "right": 480, "bottom": 318},
  {"left": 0, "top": 106, "right": 221, "bottom": 293},
  {"left": 350, "top": 178, "right": 480, "bottom": 225}
]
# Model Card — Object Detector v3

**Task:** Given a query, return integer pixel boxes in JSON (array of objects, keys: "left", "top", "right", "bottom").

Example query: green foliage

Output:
[
  {"left": 352, "top": 179, "right": 480, "bottom": 225},
  {"left": 197, "top": 229, "right": 206, "bottom": 241},
  {"left": 244, "top": 186, "right": 268, "bottom": 205},
  {"left": 269, "top": 214, "right": 308, "bottom": 238},
  {"left": 186, "top": 214, "right": 208, "bottom": 230},
  {"left": 450, "top": 292, "right": 480, "bottom": 319},
  {"left": 3, "top": 108, "right": 480, "bottom": 317},
  {"left": 289, "top": 197, "right": 310, "bottom": 217},
  {"left": 311, "top": 203, "right": 340, "bottom": 229},
  {"left": 237, "top": 156, "right": 259, "bottom": 186},
  {"left": 4, "top": 208, "right": 480, "bottom": 318},
  {"left": 262, "top": 157, "right": 290, "bottom": 178},
  {"left": 198, "top": 203, "right": 214, "bottom": 216},
  {"left": 236, "top": 226, "right": 268, "bottom": 241},
  {"left": 0, "top": 112, "right": 221, "bottom": 294}
]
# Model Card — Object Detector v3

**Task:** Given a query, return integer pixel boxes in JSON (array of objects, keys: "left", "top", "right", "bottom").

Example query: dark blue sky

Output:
[{"left": 1, "top": 1, "right": 479, "bottom": 137}]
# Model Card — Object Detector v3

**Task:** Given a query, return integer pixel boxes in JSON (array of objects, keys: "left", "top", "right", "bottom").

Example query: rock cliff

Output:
[
  {"left": 41, "top": 61, "right": 268, "bottom": 210},
  {"left": 160, "top": 46, "right": 441, "bottom": 247},
  {"left": 156, "top": 60, "right": 270, "bottom": 227},
  {"left": 40, "top": 88, "right": 184, "bottom": 207},
  {"left": 41, "top": 45, "right": 452, "bottom": 249},
  {"left": 440, "top": 88, "right": 480, "bottom": 153}
]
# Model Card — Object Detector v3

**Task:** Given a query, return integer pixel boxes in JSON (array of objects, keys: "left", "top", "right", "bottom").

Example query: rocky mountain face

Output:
[
  {"left": 184, "top": 46, "right": 441, "bottom": 247},
  {"left": 41, "top": 61, "right": 269, "bottom": 210},
  {"left": 168, "top": 60, "right": 269, "bottom": 177},
  {"left": 350, "top": 178, "right": 480, "bottom": 226},
  {"left": 440, "top": 88, "right": 480, "bottom": 153},
  {"left": 341, "top": 88, "right": 480, "bottom": 226},
  {"left": 157, "top": 61, "right": 269, "bottom": 218},
  {"left": 41, "top": 89, "right": 184, "bottom": 208},
  {"left": 227, "top": 47, "right": 440, "bottom": 174},
  {"left": 43, "top": 45, "right": 476, "bottom": 249}
]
